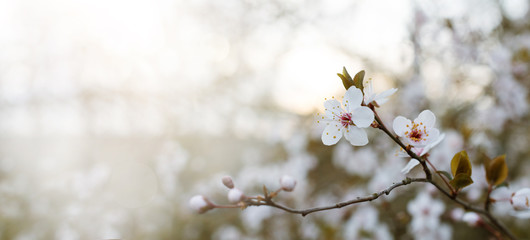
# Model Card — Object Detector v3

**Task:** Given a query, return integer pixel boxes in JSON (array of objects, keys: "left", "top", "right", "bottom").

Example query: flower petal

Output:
[
  {"left": 421, "top": 133, "right": 445, "bottom": 156},
  {"left": 344, "top": 126, "right": 368, "bottom": 146},
  {"left": 425, "top": 128, "right": 440, "bottom": 145},
  {"left": 351, "top": 106, "right": 374, "bottom": 128},
  {"left": 401, "top": 159, "right": 420, "bottom": 174},
  {"left": 393, "top": 116, "right": 411, "bottom": 137},
  {"left": 324, "top": 99, "right": 344, "bottom": 120},
  {"left": 374, "top": 88, "right": 398, "bottom": 105},
  {"left": 343, "top": 87, "right": 363, "bottom": 113},
  {"left": 321, "top": 123, "right": 343, "bottom": 146},
  {"left": 415, "top": 110, "right": 436, "bottom": 128}
]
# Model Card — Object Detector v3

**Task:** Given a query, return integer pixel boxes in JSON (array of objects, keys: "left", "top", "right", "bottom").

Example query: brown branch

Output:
[
  {"left": 246, "top": 178, "right": 428, "bottom": 216},
  {"left": 370, "top": 107, "right": 516, "bottom": 240},
  {"left": 428, "top": 181, "right": 516, "bottom": 240}
]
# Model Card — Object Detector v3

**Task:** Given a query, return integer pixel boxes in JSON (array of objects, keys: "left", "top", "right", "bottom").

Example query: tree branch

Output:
[{"left": 246, "top": 178, "right": 428, "bottom": 216}]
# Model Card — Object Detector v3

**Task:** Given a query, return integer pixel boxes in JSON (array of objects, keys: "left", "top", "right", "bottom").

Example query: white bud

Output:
[
  {"left": 462, "top": 212, "right": 481, "bottom": 227},
  {"left": 228, "top": 188, "right": 245, "bottom": 203},
  {"left": 222, "top": 176, "right": 234, "bottom": 189},
  {"left": 280, "top": 175, "right": 297, "bottom": 192},
  {"left": 511, "top": 188, "right": 530, "bottom": 211},
  {"left": 189, "top": 195, "right": 213, "bottom": 214}
]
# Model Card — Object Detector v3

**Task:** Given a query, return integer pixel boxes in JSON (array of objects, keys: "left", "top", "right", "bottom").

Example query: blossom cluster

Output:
[{"left": 190, "top": 69, "right": 529, "bottom": 240}]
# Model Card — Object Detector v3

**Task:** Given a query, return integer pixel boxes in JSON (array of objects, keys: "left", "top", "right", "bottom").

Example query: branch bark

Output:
[{"left": 246, "top": 178, "right": 428, "bottom": 216}]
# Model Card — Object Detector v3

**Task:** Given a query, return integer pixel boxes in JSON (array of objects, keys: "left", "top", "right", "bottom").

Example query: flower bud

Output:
[
  {"left": 462, "top": 212, "right": 481, "bottom": 227},
  {"left": 189, "top": 195, "right": 214, "bottom": 214},
  {"left": 511, "top": 188, "right": 530, "bottom": 211},
  {"left": 222, "top": 176, "right": 234, "bottom": 189},
  {"left": 228, "top": 188, "right": 245, "bottom": 203},
  {"left": 280, "top": 175, "right": 297, "bottom": 192}
]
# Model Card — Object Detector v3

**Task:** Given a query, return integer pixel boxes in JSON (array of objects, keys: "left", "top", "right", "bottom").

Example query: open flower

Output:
[
  {"left": 393, "top": 110, "right": 440, "bottom": 147},
  {"left": 394, "top": 110, "right": 444, "bottom": 174},
  {"left": 363, "top": 79, "right": 397, "bottom": 107},
  {"left": 319, "top": 87, "right": 374, "bottom": 146}
]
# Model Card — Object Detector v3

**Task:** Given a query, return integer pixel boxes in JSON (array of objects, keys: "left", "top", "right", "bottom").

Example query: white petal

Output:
[
  {"left": 415, "top": 110, "right": 436, "bottom": 128},
  {"left": 324, "top": 99, "right": 344, "bottom": 120},
  {"left": 421, "top": 133, "right": 445, "bottom": 156},
  {"left": 393, "top": 116, "right": 411, "bottom": 137},
  {"left": 374, "top": 88, "right": 398, "bottom": 105},
  {"left": 351, "top": 106, "right": 374, "bottom": 128},
  {"left": 401, "top": 159, "right": 420, "bottom": 174},
  {"left": 344, "top": 126, "right": 368, "bottom": 146},
  {"left": 321, "top": 123, "right": 343, "bottom": 146},
  {"left": 396, "top": 148, "right": 409, "bottom": 157},
  {"left": 425, "top": 128, "right": 440, "bottom": 144},
  {"left": 363, "top": 79, "right": 374, "bottom": 96},
  {"left": 343, "top": 87, "right": 363, "bottom": 112}
]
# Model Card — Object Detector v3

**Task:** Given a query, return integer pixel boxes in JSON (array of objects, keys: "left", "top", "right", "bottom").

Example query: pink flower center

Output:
[
  {"left": 405, "top": 122, "right": 428, "bottom": 143},
  {"left": 340, "top": 113, "right": 354, "bottom": 128}
]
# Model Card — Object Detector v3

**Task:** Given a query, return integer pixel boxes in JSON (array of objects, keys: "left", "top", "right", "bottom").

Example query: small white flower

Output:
[
  {"left": 222, "top": 176, "right": 234, "bottom": 189},
  {"left": 408, "top": 192, "right": 445, "bottom": 235},
  {"left": 228, "top": 188, "right": 246, "bottom": 203},
  {"left": 511, "top": 188, "right": 530, "bottom": 211},
  {"left": 393, "top": 110, "right": 440, "bottom": 147},
  {"left": 279, "top": 175, "right": 297, "bottom": 192},
  {"left": 363, "top": 78, "right": 398, "bottom": 106},
  {"left": 189, "top": 195, "right": 213, "bottom": 214},
  {"left": 462, "top": 212, "right": 481, "bottom": 226},
  {"left": 319, "top": 87, "right": 375, "bottom": 146}
]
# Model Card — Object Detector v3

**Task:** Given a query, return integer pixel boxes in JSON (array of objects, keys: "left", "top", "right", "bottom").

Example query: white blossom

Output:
[
  {"left": 393, "top": 110, "right": 440, "bottom": 147},
  {"left": 228, "top": 188, "right": 245, "bottom": 203},
  {"left": 279, "top": 175, "right": 297, "bottom": 192},
  {"left": 189, "top": 195, "right": 213, "bottom": 214},
  {"left": 319, "top": 87, "right": 375, "bottom": 146},
  {"left": 363, "top": 78, "right": 397, "bottom": 106},
  {"left": 462, "top": 212, "right": 481, "bottom": 227},
  {"left": 511, "top": 188, "right": 530, "bottom": 211},
  {"left": 408, "top": 192, "right": 445, "bottom": 237}
]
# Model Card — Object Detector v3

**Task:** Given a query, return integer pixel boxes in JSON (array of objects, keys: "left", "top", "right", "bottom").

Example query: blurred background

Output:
[{"left": 0, "top": 0, "right": 529, "bottom": 239}]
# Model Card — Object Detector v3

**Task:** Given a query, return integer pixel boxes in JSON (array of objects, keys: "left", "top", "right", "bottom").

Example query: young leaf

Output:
[
  {"left": 337, "top": 73, "right": 354, "bottom": 90},
  {"left": 486, "top": 155, "right": 508, "bottom": 186},
  {"left": 450, "top": 173, "right": 474, "bottom": 190},
  {"left": 451, "top": 151, "right": 472, "bottom": 177},
  {"left": 337, "top": 67, "right": 354, "bottom": 90},
  {"left": 342, "top": 67, "right": 352, "bottom": 82},
  {"left": 352, "top": 70, "right": 365, "bottom": 92}
]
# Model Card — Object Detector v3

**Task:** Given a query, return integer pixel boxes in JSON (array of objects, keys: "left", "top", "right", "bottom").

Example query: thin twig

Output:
[
  {"left": 425, "top": 157, "right": 456, "bottom": 194},
  {"left": 246, "top": 178, "right": 428, "bottom": 216},
  {"left": 485, "top": 185, "right": 493, "bottom": 212}
]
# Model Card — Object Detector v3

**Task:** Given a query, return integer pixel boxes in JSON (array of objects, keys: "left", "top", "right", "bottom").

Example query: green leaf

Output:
[
  {"left": 449, "top": 173, "right": 474, "bottom": 190},
  {"left": 451, "top": 151, "right": 472, "bottom": 177},
  {"left": 352, "top": 70, "right": 365, "bottom": 92},
  {"left": 337, "top": 73, "right": 353, "bottom": 90},
  {"left": 436, "top": 170, "right": 453, "bottom": 180},
  {"left": 342, "top": 67, "right": 352, "bottom": 82},
  {"left": 486, "top": 155, "right": 508, "bottom": 186}
]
